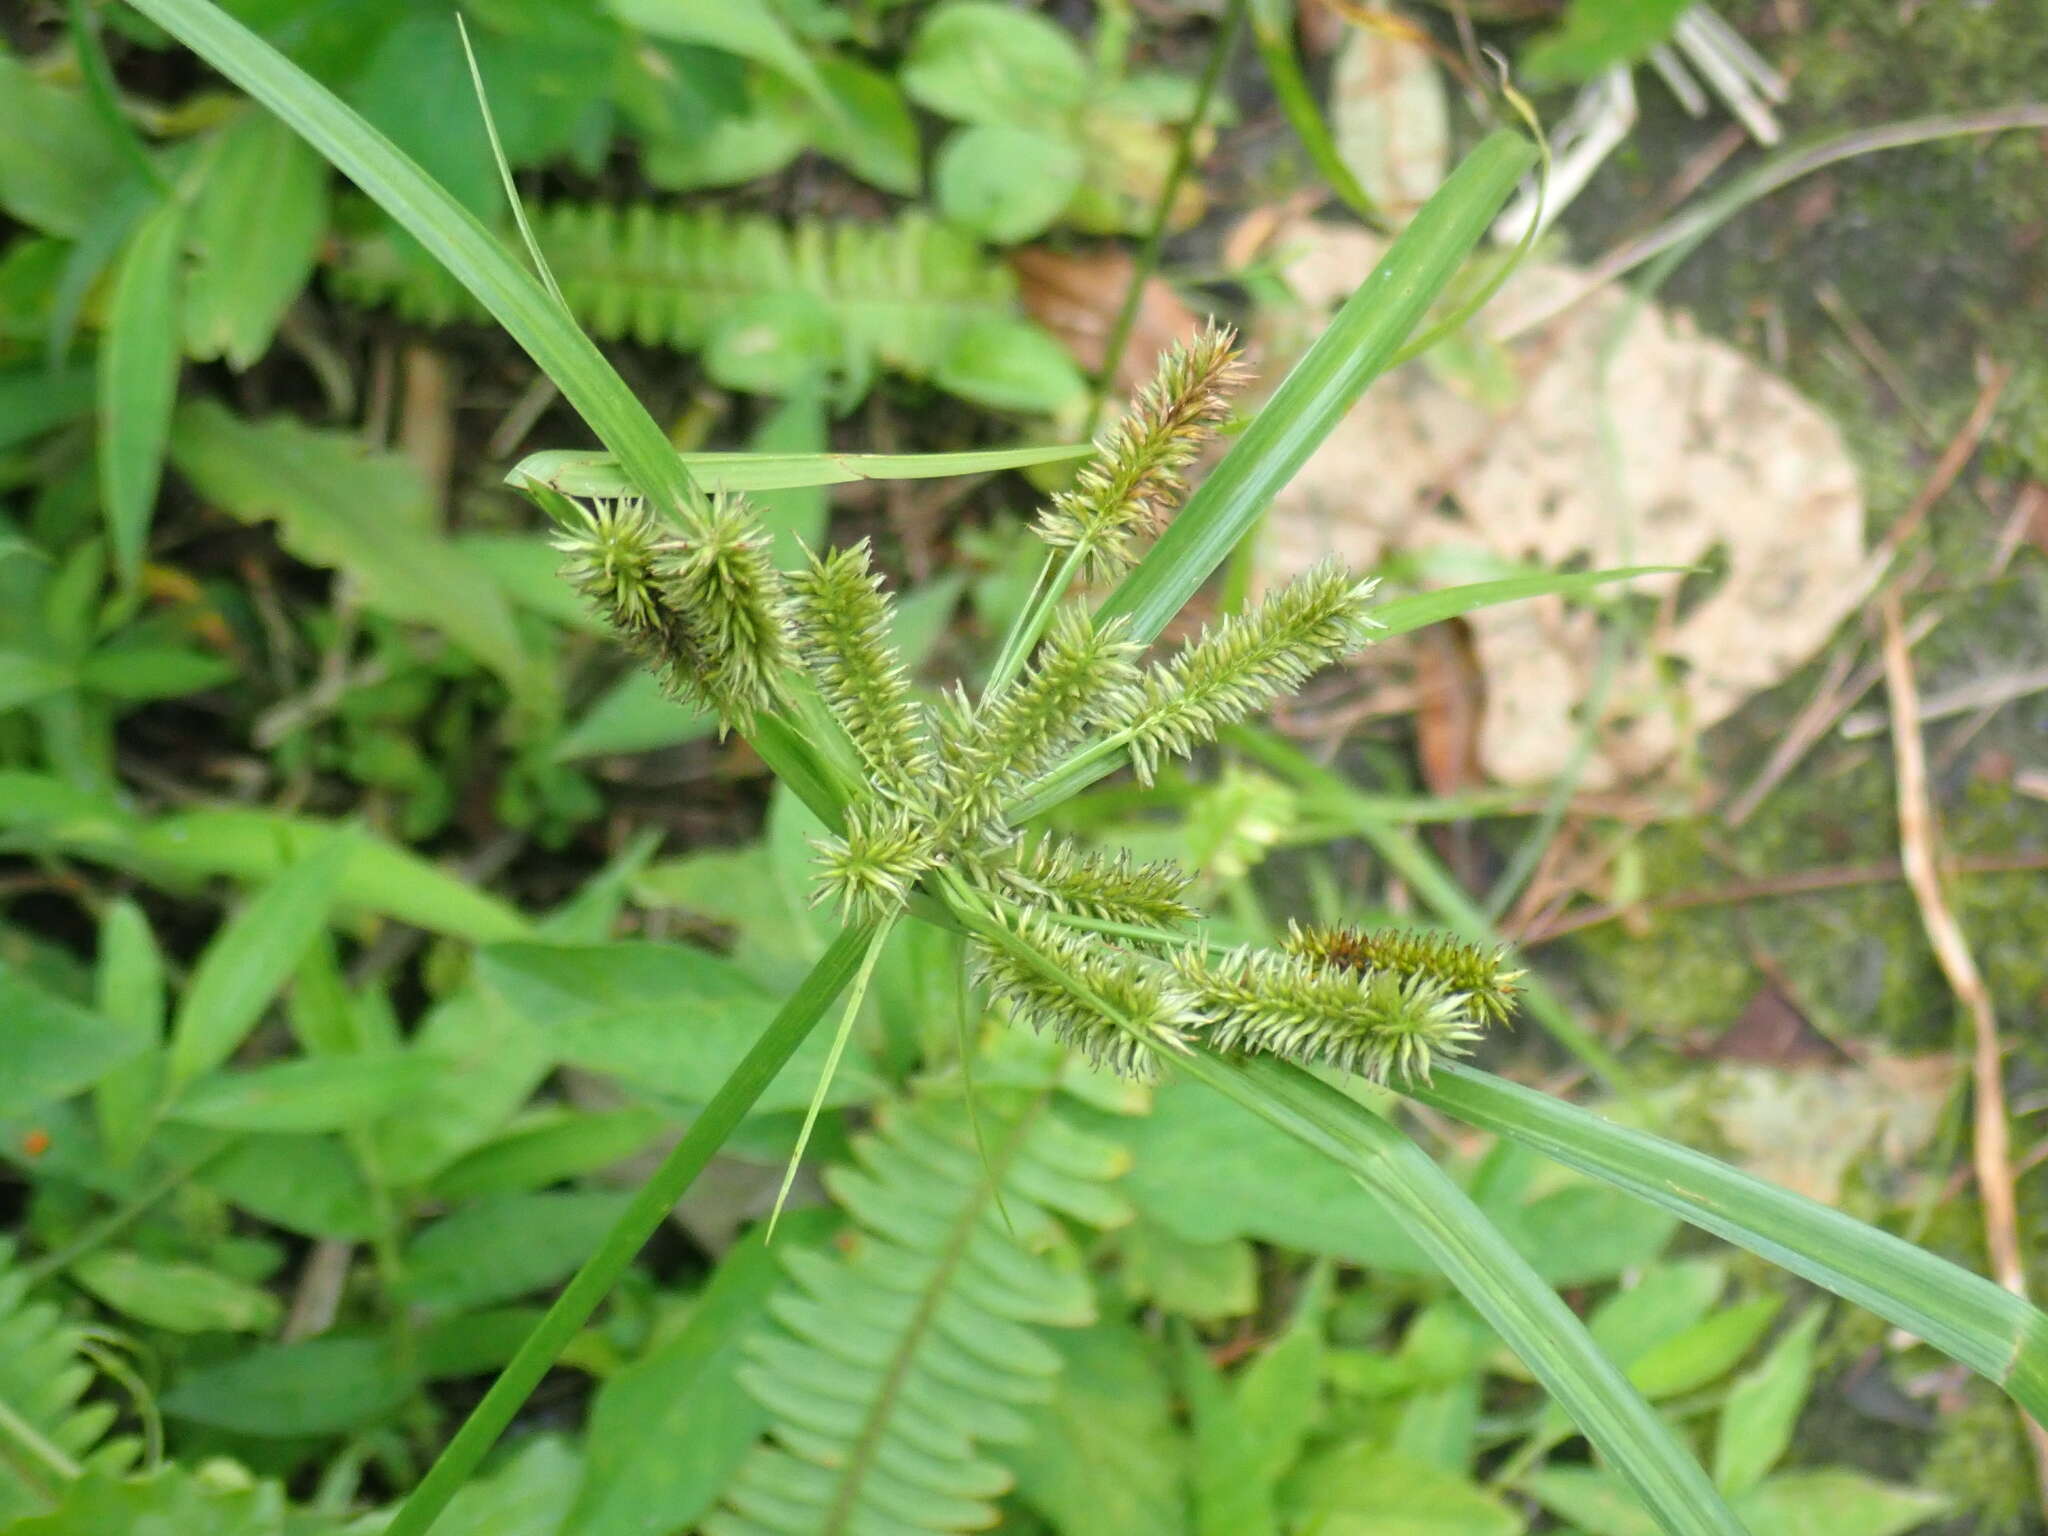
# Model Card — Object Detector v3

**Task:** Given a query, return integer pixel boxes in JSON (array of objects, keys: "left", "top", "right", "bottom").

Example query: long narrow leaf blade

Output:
[
  {"left": 1408, "top": 1063, "right": 2048, "bottom": 1424},
  {"left": 123, "top": 0, "right": 692, "bottom": 520},
  {"left": 512, "top": 443, "right": 1091, "bottom": 498},
  {"left": 1183, "top": 1050, "right": 1746, "bottom": 1536},
  {"left": 1100, "top": 128, "right": 1535, "bottom": 645}
]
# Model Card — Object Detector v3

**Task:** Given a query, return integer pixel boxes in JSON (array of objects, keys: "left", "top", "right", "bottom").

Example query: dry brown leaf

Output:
[
  {"left": 1011, "top": 246, "right": 1203, "bottom": 393},
  {"left": 1259, "top": 221, "right": 1866, "bottom": 786},
  {"left": 1707, "top": 1054, "right": 1955, "bottom": 1205},
  {"left": 1329, "top": 8, "right": 1450, "bottom": 221}
]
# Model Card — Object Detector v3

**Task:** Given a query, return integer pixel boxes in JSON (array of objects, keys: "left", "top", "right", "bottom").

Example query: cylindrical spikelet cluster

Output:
[
  {"left": 551, "top": 493, "right": 791, "bottom": 733},
  {"left": 1115, "top": 559, "right": 1382, "bottom": 784},
  {"left": 967, "top": 909, "right": 1196, "bottom": 1082},
  {"left": 1175, "top": 945, "right": 1485, "bottom": 1084},
  {"left": 788, "top": 540, "right": 932, "bottom": 803},
  {"left": 931, "top": 608, "right": 1141, "bottom": 848},
  {"left": 1281, "top": 922, "right": 1523, "bottom": 1026},
  {"left": 1034, "top": 322, "right": 1247, "bottom": 579},
  {"left": 992, "top": 836, "right": 1197, "bottom": 933}
]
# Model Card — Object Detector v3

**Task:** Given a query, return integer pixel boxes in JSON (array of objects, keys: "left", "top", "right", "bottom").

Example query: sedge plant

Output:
[{"left": 120, "top": 3, "right": 2048, "bottom": 1534}]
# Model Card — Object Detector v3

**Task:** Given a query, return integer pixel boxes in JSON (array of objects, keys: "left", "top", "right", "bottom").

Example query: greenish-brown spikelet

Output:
[
  {"left": 968, "top": 908, "right": 1195, "bottom": 1082},
  {"left": 788, "top": 540, "right": 931, "bottom": 802},
  {"left": 993, "top": 835, "right": 1197, "bottom": 932},
  {"left": 1175, "top": 945, "right": 1482, "bottom": 1084},
  {"left": 658, "top": 491, "right": 794, "bottom": 733},
  {"left": 932, "top": 606, "right": 1141, "bottom": 848},
  {"left": 1114, "top": 559, "right": 1381, "bottom": 784},
  {"left": 1283, "top": 921, "right": 1524, "bottom": 1026},
  {"left": 811, "top": 799, "right": 937, "bottom": 922},
  {"left": 553, "top": 498, "right": 714, "bottom": 699},
  {"left": 1034, "top": 322, "right": 1247, "bottom": 580}
]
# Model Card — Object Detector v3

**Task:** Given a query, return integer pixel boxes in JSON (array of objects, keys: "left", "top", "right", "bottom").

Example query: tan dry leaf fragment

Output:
[
  {"left": 1706, "top": 1054, "right": 1956, "bottom": 1206},
  {"left": 1258, "top": 222, "right": 1865, "bottom": 785},
  {"left": 1330, "top": 9, "right": 1450, "bottom": 222}
]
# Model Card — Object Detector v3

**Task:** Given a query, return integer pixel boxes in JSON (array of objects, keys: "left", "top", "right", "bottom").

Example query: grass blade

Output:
[
  {"left": 121, "top": 0, "right": 692, "bottom": 525},
  {"left": 122, "top": 0, "right": 843, "bottom": 820},
  {"left": 1182, "top": 1050, "right": 1745, "bottom": 1536},
  {"left": 1408, "top": 1062, "right": 2048, "bottom": 1425},
  {"left": 511, "top": 443, "right": 1091, "bottom": 498},
  {"left": 1099, "top": 128, "right": 1534, "bottom": 646},
  {"left": 386, "top": 920, "right": 876, "bottom": 1536}
]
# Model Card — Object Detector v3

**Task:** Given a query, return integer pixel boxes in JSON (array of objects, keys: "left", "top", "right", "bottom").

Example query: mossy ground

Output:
[{"left": 1528, "top": 1, "right": 2048, "bottom": 1523}]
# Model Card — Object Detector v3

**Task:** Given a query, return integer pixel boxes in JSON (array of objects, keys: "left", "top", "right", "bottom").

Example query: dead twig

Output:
[
  {"left": 1880, "top": 591, "right": 2048, "bottom": 1514},
  {"left": 1514, "top": 848, "right": 2048, "bottom": 945}
]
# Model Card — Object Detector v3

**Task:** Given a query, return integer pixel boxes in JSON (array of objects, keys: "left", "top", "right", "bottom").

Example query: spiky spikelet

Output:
[
  {"left": 811, "top": 800, "right": 937, "bottom": 922},
  {"left": 660, "top": 491, "right": 794, "bottom": 733},
  {"left": 1114, "top": 560, "right": 1382, "bottom": 784},
  {"left": 554, "top": 498, "right": 714, "bottom": 698},
  {"left": 1034, "top": 322, "right": 1247, "bottom": 580},
  {"left": 1283, "top": 922, "right": 1524, "bottom": 1026},
  {"left": 932, "top": 606, "right": 1141, "bottom": 848},
  {"left": 992, "top": 836, "right": 1197, "bottom": 933},
  {"left": 1176, "top": 945, "right": 1482, "bottom": 1084},
  {"left": 788, "top": 540, "right": 931, "bottom": 802},
  {"left": 968, "top": 908, "right": 1196, "bottom": 1082}
]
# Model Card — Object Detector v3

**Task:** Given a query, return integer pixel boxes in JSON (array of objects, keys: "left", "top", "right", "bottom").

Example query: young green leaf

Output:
[
  {"left": 97, "top": 196, "right": 184, "bottom": 590},
  {"left": 1714, "top": 1307, "right": 1824, "bottom": 1496},
  {"left": 165, "top": 832, "right": 351, "bottom": 1091},
  {"left": 0, "top": 969, "right": 147, "bottom": 1121},
  {"left": 169, "top": 1054, "right": 439, "bottom": 1133},
  {"left": 70, "top": 1249, "right": 282, "bottom": 1334},
  {"left": 92, "top": 899, "right": 164, "bottom": 1168},
  {"left": 182, "top": 112, "right": 327, "bottom": 367}
]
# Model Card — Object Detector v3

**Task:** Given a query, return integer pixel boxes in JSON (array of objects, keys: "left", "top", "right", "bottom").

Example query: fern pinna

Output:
[
  {"left": 0, "top": 1241, "right": 138, "bottom": 1521},
  {"left": 707, "top": 1057, "right": 1135, "bottom": 1536},
  {"left": 332, "top": 205, "right": 1081, "bottom": 413},
  {"left": 538, "top": 320, "right": 1522, "bottom": 1092}
]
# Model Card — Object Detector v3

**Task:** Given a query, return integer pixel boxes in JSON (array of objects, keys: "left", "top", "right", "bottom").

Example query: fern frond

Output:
[
  {"left": 993, "top": 836, "right": 1197, "bottom": 932},
  {"left": 1283, "top": 921, "right": 1524, "bottom": 1026},
  {"left": 934, "top": 607, "right": 1140, "bottom": 849},
  {"left": 789, "top": 541, "right": 932, "bottom": 803},
  {"left": 811, "top": 801, "right": 938, "bottom": 923},
  {"left": 1175, "top": 945, "right": 1483, "bottom": 1084},
  {"left": 659, "top": 491, "right": 794, "bottom": 734},
  {"left": 0, "top": 1242, "right": 136, "bottom": 1521},
  {"left": 713, "top": 1073, "right": 1132, "bottom": 1536},
  {"left": 1034, "top": 322, "right": 1246, "bottom": 579},
  {"left": 331, "top": 205, "right": 1076, "bottom": 410},
  {"left": 1115, "top": 559, "right": 1381, "bottom": 784},
  {"left": 967, "top": 908, "right": 1194, "bottom": 1083}
]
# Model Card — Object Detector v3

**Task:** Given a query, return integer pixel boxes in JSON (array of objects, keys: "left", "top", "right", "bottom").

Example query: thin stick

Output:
[
  {"left": 1880, "top": 592, "right": 2048, "bottom": 1514},
  {"left": 1720, "top": 353, "right": 2010, "bottom": 827},
  {"left": 1514, "top": 848, "right": 2048, "bottom": 946},
  {"left": 1083, "top": 0, "right": 1244, "bottom": 436}
]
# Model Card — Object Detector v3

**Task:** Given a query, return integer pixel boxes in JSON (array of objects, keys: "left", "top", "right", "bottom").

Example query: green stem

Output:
[
  {"left": 384, "top": 921, "right": 875, "bottom": 1536},
  {"left": 1083, "top": 0, "right": 1246, "bottom": 436}
]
